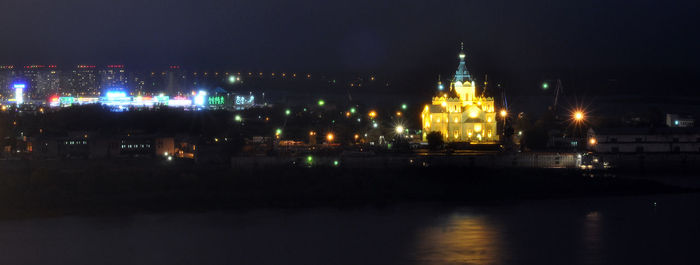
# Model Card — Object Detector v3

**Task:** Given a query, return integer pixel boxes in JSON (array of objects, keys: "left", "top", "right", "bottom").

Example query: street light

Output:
[
  {"left": 326, "top": 133, "right": 334, "bottom": 142},
  {"left": 368, "top": 110, "right": 377, "bottom": 119},
  {"left": 395, "top": 125, "right": 404, "bottom": 134},
  {"left": 574, "top": 111, "right": 584, "bottom": 122},
  {"left": 285, "top": 109, "right": 291, "bottom": 116}
]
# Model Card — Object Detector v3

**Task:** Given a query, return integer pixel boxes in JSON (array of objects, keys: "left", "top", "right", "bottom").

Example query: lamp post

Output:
[{"left": 500, "top": 109, "right": 508, "bottom": 136}]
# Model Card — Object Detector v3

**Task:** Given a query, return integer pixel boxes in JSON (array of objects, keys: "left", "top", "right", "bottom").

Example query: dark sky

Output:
[{"left": 1, "top": 0, "right": 699, "bottom": 95}]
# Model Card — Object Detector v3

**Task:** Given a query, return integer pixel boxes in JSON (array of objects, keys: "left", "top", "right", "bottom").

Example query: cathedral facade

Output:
[{"left": 421, "top": 46, "right": 499, "bottom": 143}]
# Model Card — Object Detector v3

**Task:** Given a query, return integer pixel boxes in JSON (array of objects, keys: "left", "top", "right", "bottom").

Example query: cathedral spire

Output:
[{"left": 454, "top": 42, "right": 472, "bottom": 83}]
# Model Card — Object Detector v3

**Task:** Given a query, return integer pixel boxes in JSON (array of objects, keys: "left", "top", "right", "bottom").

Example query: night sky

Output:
[{"left": 1, "top": 0, "right": 699, "bottom": 96}]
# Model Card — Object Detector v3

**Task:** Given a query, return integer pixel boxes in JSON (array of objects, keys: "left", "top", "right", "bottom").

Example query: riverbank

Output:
[{"left": 0, "top": 159, "right": 693, "bottom": 219}]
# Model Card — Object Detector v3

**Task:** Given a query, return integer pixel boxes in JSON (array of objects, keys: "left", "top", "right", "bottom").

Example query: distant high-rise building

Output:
[
  {"left": 99, "top": 65, "right": 128, "bottom": 92},
  {"left": 129, "top": 71, "right": 147, "bottom": 95},
  {"left": 165, "top": 65, "right": 187, "bottom": 96},
  {"left": 63, "top": 65, "right": 99, "bottom": 96},
  {"left": 0, "top": 65, "right": 17, "bottom": 99},
  {"left": 20, "top": 65, "right": 60, "bottom": 99}
]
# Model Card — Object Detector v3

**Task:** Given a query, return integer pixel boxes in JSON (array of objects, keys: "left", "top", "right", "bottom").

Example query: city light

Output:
[
  {"left": 194, "top": 90, "right": 207, "bottom": 106},
  {"left": 589, "top": 138, "right": 597, "bottom": 145},
  {"left": 500, "top": 109, "right": 508, "bottom": 118},
  {"left": 105, "top": 91, "right": 127, "bottom": 99},
  {"left": 368, "top": 110, "right": 377, "bottom": 119},
  {"left": 326, "top": 133, "right": 334, "bottom": 142},
  {"left": 275, "top": 128, "right": 282, "bottom": 135},
  {"left": 13, "top": 83, "right": 25, "bottom": 105},
  {"left": 318, "top": 99, "right": 325, "bottom": 106},
  {"left": 333, "top": 160, "right": 339, "bottom": 166},
  {"left": 228, "top": 75, "right": 237, "bottom": 84},
  {"left": 285, "top": 109, "right": 291, "bottom": 116},
  {"left": 542, "top": 82, "right": 549, "bottom": 90},
  {"left": 401, "top": 103, "right": 407, "bottom": 110},
  {"left": 350, "top": 107, "right": 356, "bottom": 114},
  {"left": 395, "top": 125, "right": 404, "bottom": 134},
  {"left": 574, "top": 110, "right": 584, "bottom": 122}
]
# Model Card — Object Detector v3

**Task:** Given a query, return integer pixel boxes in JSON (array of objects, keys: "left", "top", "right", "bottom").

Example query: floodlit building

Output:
[{"left": 421, "top": 45, "right": 499, "bottom": 143}]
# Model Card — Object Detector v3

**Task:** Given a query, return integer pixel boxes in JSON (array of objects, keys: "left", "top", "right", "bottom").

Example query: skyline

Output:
[{"left": 1, "top": 0, "right": 699, "bottom": 96}]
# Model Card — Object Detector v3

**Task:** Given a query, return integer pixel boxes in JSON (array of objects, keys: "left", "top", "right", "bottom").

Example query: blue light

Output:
[
  {"left": 13, "top": 83, "right": 25, "bottom": 105},
  {"left": 675, "top": 120, "right": 679, "bottom": 125},
  {"left": 438, "top": 84, "right": 444, "bottom": 90},
  {"left": 105, "top": 91, "right": 127, "bottom": 99},
  {"left": 194, "top": 90, "right": 207, "bottom": 106}
]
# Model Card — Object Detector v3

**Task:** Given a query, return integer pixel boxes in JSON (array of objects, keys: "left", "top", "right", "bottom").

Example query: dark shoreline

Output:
[{"left": 0, "top": 159, "right": 695, "bottom": 219}]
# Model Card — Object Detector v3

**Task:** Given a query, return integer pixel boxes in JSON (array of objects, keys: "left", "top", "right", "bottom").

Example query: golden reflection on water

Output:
[{"left": 414, "top": 213, "right": 503, "bottom": 265}]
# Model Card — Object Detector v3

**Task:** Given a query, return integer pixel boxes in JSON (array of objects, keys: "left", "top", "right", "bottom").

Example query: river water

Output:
[{"left": 0, "top": 193, "right": 698, "bottom": 265}]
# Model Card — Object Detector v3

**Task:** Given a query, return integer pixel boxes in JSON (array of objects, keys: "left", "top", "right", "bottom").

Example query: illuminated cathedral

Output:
[{"left": 421, "top": 45, "right": 499, "bottom": 143}]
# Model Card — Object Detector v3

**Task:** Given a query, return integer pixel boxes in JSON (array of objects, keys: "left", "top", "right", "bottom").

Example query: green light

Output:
[
  {"left": 401, "top": 104, "right": 407, "bottom": 110},
  {"left": 276, "top": 128, "right": 282, "bottom": 135},
  {"left": 285, "top": 109, "right": 291, "bottom": 116},
  {"left": 350, "top": 107, "right": 356, "bottom": 114},
  {"left": 542, "top": 82, "right": 549, "bottom": 90},
  {"left": 228, "top": 75, "right": 237, "bottom": 84},
  {"left": 318, "top": 99, "right": 325, "bottom": 106},
  {"left": 333, "top": 160, "right": 339, "bottom": 166},
  {"left": 234, "top": 115, "right": 242, "bottom": 122},
  {"left": 307, "top": 156, "right": 313, "bottom": 163}
]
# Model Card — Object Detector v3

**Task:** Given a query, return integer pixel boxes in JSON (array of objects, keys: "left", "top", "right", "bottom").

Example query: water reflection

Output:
[
  {"left": 580, "top": 211, "right": 603, "bottom": 265},
  {"left": 414, "top": 212, "right": 503, "bottom": 265}
]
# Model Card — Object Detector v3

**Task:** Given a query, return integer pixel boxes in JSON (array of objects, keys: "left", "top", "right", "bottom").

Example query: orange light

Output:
[
  {"left": 589, "top": 138, "right": 597, "bottom": 145},
  {"left": 309, "top": 131, "right": 316, "bottom": 136},
  {"left": 326, "top": 133, "right": 334, "bottom": 142},
  {"left": 396, "top": 111, "right": 402, "bottom": 116},
  {"left": 500, "top": 109, "right": 507, "bottom": 118},
  {"left": 574, "top": 111, "right": 584, "bottom": 122},
  {"left": 368, "top": 110, "right": 377, "bottom": 119}
]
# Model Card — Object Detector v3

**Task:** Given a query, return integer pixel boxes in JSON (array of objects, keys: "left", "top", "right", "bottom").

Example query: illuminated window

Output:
[{"left": 474, "top": 124, "right": 482, "bottom": 132}]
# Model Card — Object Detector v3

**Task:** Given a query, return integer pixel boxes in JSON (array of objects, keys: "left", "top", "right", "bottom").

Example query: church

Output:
[{"left": 421, "top": 45, "right": 499, "bottom": 143}]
